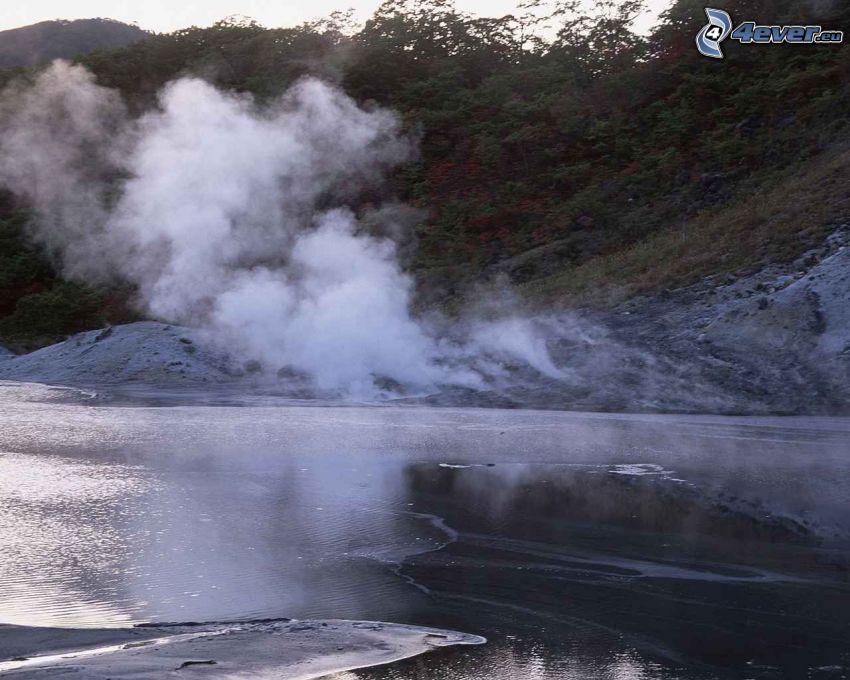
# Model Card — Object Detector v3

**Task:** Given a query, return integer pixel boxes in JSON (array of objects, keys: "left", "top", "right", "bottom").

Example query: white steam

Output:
[{"left": 0, "top": 61, "right": 564, "bottom": 396}]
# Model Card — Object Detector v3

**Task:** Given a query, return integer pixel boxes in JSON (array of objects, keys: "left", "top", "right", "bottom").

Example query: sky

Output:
[{"left": 0, "top": 0, "right": 673, "bottom": 34}]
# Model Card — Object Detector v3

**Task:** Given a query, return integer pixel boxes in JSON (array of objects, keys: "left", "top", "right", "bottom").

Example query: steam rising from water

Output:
[{"left": 0, "top": 61, "right": 563, "bottom": 396}]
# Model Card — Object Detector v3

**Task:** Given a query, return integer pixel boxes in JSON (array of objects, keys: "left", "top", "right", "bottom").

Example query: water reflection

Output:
[
  {"left": 332, "top": 643, "right": 668, "bottom": 680},
  {"left": 0, "top": 447, "right": 445, "bottom": 627},
  {"left": 401, "top": 461, "right": 830, "bottom": 577},
  {"left": 380, "top": 463, "right": 850, "bottom": 678},
  {"left": 0, "top": 452, "right": 153, "bottom": 626},
  {"left": 0, "top": 382, "right": 848, "bottom": 677}
]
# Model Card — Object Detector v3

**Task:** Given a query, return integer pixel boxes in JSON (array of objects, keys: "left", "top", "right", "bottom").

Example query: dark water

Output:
[{"left": 1, "top": 382, "right": 848, "bottom": 678}]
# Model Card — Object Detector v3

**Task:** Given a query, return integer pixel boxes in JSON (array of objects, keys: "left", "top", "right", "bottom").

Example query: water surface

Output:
[{"left": 1, "top": 382, "right": 848, "bottom": 678}]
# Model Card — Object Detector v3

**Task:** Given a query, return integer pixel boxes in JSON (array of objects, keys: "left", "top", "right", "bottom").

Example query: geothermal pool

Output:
[{"left": 0, "top": 382, "right": 848, "bottom": 678}]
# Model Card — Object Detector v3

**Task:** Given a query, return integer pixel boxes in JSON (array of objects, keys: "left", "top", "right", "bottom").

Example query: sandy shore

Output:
[{"left": 0, "top": 619, "right": 485, "bottom": 678}]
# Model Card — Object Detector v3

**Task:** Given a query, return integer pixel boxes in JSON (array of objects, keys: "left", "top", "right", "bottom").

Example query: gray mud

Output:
[{"left": 0, "top": 620, "right": 484, "bottom": 679}]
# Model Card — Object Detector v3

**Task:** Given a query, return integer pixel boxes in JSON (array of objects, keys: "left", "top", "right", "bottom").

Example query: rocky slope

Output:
[
  {"left": 421, "top": 224, "right": 850, "bottom": 414},
  {"left": 583, "top": 223, "right": 850, "bottom": 413}
]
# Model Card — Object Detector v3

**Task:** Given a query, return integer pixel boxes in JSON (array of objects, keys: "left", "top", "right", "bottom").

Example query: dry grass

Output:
[{"left": 525, "top": 145, "right": 850, "bottom": 308}]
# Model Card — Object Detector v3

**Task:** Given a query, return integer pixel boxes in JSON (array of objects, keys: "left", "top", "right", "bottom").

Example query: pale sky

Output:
[{"left": 0, "top": 0, "right": 672, "bottom": 34}]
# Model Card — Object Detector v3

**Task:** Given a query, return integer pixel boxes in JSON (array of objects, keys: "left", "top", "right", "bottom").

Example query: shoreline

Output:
[
  {"left": 0, "top": 619, "right": 486, "bottom": 679},
  {"left": 6, "top": 377, "right": 850, "bottom": 418}
]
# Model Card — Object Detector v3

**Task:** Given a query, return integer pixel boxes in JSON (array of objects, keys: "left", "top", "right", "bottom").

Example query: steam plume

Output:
[{"left": 0, "top": 62, "right": 563, "bottom": 396}]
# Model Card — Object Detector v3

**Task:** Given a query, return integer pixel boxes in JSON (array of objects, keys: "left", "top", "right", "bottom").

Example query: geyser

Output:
[{"left": 0, "top": 61, "right": 564, "bottom": 396}]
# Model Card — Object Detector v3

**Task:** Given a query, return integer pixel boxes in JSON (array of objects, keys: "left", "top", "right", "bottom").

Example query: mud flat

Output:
[{"left": 0, "top": 619, "right": 484, "bottom": 679}]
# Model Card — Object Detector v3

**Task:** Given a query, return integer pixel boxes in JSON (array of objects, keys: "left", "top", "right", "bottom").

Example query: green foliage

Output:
[
  {"left": 0, "top": 282, "right": 104, "bottom": 343},
  {"left": 0, "top": 0, "right": 848, "bottom": 341},
  {"left": 0, "top": 206, "right": 136, "bottom": 350},
  {"left": 0, "top": 211, "right": 52, "bottom": 315},
  {"left": 373, "top": 0, "right": 850, "bottom": 303},
  {"left": 78, "top": 18, "right": 348, "bottom": 103}
]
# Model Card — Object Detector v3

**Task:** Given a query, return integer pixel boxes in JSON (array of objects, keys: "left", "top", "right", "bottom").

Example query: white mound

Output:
[{"left": 0, "top": 322, "right": 238, "bottom": 386}]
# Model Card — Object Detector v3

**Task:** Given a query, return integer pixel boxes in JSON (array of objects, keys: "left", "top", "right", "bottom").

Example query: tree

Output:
[{"left": 551, "top": 0, "right": 647, "bottom": 78}]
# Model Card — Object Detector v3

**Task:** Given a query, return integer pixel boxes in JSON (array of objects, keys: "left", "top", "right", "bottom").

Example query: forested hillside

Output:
[
  {"left": 0, "top": 19, "right": 147, "bottom": 67},
  {"left": 0, "top": 0, "right": 848, "bottom": 349}
]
